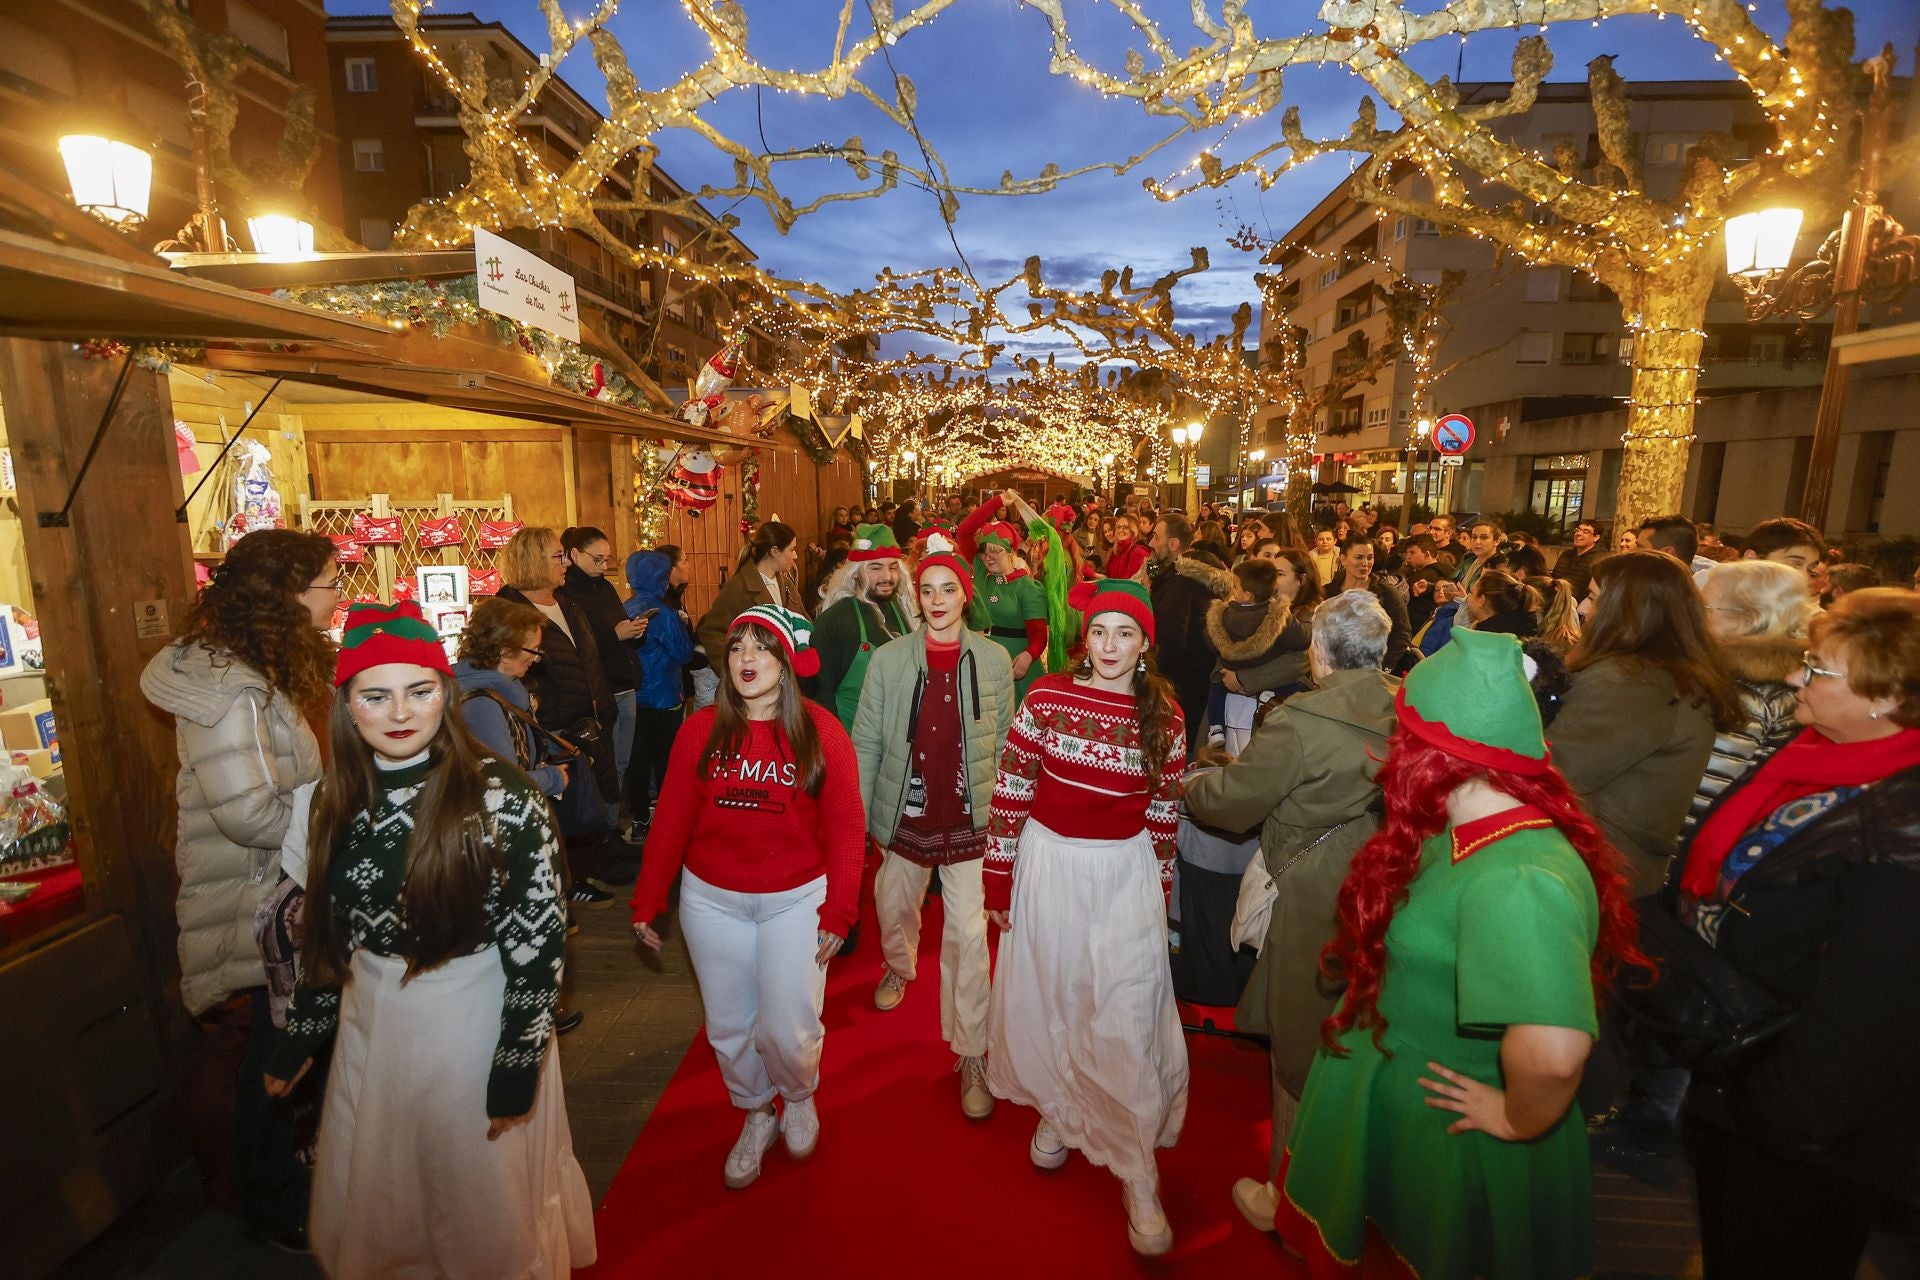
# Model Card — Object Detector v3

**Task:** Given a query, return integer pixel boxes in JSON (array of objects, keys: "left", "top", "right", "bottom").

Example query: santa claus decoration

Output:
[{"left": 659, "top": 444, "right": 723, "bottom": 513}]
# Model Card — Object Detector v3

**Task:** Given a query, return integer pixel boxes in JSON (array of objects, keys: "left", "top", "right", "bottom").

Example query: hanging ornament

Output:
[
  {"left": 476, "top": 519, "right": 523, "bottom": 549},
  {"left": 678, "top": 341, "right": 741, "bottom": 428},
  {"left": 417, "top": 515, "right": 465, "bottom": 549},
  {"left": 659, "top": 444, "right": 723, "bottom": 511}
]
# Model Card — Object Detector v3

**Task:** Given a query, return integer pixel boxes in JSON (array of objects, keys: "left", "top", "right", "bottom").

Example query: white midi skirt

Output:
[
  {"left": 987, "top": 821, "right": 1189, "bottom": 1181},
  {"left": 310, "top": 948, "right": 597, "bottom": 1279}
]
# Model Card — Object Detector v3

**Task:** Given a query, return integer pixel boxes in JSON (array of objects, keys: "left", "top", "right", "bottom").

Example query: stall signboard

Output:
[
  {"left": 1194, "top": 464, "right": 1212, "bottom": 487},
  {"left": 474, "top": 228, "right": 580, "bottom": 343},
  {"left": 1433, "top": 414, "right": 1475, "bottom": 455}
]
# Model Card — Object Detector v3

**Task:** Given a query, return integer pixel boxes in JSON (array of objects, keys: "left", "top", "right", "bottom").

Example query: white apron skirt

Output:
[
  {"left": 987, "top": 821, "right": 1189, "bottom": 1181},
  {"left": 310, "top": 947, "right": 596, "bottom": 1279}
]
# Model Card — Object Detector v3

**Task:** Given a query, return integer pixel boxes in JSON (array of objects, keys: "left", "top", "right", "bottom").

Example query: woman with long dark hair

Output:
[
  {"left": 695, "top": 521, "right": 804, "bottom": 676},
  {"left": 631, "top": 606, "right": 864, "bottom": 1189},
  {"left": 140, "top": 527, "right": 336, "bottom": 1249},
  {"left": 1554, "top": 551, "right": 1743, "bottom": 897},
  {"left": 262, "top": 602, "right": 593, "bottom": 1278},
  {"left": 1273, "top": 629, "right": 1645, "bottom": 1278},
  {"left": 985, "top": 579, "right": 1189, "bottom": 1256}
]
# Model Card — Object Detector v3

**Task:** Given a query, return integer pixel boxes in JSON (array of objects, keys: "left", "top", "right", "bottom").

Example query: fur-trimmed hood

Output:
[
  {"left": 1716, "top": 629, "right": 1804, "bottom": 686},
  {"left": 1204, "top": 597, "right": 1293, "bottom": 663},
  {"left": 1172, "top": 553, "right": 1234, "bottom": 598}
]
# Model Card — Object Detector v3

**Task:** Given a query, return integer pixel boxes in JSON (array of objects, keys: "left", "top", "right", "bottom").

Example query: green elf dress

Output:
[
  {"left": 1274, "top": 630, "right": 1602, "bottom": 1280},
  {"left": 953, "top": 498, "right": 1048, "bottom": 700}
]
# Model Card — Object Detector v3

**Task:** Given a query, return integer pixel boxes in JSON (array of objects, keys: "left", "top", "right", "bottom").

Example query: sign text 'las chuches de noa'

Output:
[{"left": 474, "top": 227, "right": 580, "bottom": 344}]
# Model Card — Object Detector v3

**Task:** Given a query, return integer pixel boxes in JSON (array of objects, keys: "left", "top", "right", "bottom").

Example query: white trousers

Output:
[
  {"left": 679, "top": 869, "right": 829, "bottom": 1109},
  {"left": 875, "top": 850, "right": 991, "bottom": 1058}
]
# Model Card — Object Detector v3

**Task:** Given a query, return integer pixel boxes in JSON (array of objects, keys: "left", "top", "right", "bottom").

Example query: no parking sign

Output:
[{"left": 1433, "top": 414, "right": 1475, "bottom": 455}]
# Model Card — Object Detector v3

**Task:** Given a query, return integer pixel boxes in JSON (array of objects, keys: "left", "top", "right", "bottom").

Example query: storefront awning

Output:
[{"left": 0, "top": 231, "right": 394, "bottom": 347}]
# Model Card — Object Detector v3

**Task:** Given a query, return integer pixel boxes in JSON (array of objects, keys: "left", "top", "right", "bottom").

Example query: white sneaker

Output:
[
  {"left": 1124, "top": 1176, "right": 1173, "bottom": 1256},
  {"left": 1029, "top": 1118, "right": 1068, "bottom": 1170},
  {"left": 781, "top": 1096, "right": 819, "bottom": 1160},
  {"left": 722, "top": 1109, "right": 779, "bottom": 1189}
]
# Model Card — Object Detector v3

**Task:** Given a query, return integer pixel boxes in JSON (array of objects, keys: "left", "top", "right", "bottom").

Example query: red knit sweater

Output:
[
  {"left": 983, "top": 673, "right": 1186, "bottom": 912},
  {"left": 630, "top": 701, "right": 866, "bottom": 936}
]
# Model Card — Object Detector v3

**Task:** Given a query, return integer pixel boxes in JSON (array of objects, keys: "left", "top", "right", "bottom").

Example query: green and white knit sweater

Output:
[{"left": 266, "top": 755, "right": 567, "bottom": 1117}]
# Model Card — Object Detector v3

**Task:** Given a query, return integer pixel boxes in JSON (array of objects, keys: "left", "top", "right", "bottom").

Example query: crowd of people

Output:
[{"left": 138, "top": 487, "right": 1920, "bottom": 1277}]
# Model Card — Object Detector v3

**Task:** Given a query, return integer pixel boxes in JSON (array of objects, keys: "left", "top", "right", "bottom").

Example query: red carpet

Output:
[{"left": 584, "top": 878, "right": 1307, "bottom": 1277}]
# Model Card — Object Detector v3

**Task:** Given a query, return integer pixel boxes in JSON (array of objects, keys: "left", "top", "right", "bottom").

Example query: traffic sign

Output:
[{"left": 1433, "top": 413, "right": 1475, "bottom": 455}]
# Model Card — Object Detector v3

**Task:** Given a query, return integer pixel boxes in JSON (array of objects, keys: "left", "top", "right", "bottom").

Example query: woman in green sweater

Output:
[{"left": 263, "top": 601, "right": 594, "bottom": 1279}]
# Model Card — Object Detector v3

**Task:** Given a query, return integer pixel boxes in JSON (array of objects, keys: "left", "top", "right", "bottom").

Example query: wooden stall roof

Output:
[
  {"left": 0, "top": 231, "right": 395, "bottom": 346},
  {"left": 164, "top": 249, "right": 477, "bottom": 291},
  {"left": 199, "top": 337, "right": 794, "bottom": 450}
]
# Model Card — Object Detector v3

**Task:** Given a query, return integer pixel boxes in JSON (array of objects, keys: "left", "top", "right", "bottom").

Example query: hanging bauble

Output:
[{"left": 659, "top": 445, "right": 723, "bottom": 511}]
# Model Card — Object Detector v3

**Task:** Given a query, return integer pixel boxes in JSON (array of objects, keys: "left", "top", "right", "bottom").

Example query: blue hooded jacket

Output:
[{"left": 626, "top": 550, "right": 696, "bottom": 709}]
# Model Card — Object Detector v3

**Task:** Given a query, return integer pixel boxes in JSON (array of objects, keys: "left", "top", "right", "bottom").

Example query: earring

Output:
[{"left": 1136, "top": 656, "right": 1146, "bottom": 673}]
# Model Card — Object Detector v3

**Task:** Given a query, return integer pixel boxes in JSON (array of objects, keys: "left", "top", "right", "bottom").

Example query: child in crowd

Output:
[{"left": 1203, "top": 559, "right": 1310, "bottom": 752}]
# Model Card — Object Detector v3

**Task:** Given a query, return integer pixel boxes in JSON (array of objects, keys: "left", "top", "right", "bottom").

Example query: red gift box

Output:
[
  {"left": 328, "top": 535, "right": 366, "bottom": 564},
  {"left": 477, "top": 519, "right": 523, "bottom": 550},
  {"left": 351, "top": 514, "right": 404, "bottom": 545},
  {"left": 470, "top": 567, "right": 502, "bottom": 597},
  {"left": 417, "top": 515, "right": 465, "bottom": 548}
]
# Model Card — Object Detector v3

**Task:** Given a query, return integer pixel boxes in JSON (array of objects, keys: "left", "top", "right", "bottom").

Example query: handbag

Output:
[
  {"left": 1616, "top": 893, "right": 1799, "bottom": 1074},
  {"left": 1231, "top": 817, "right": 1355, "bottom": 955},
  {"left": 461, "top": 690, "right": 607, "bottom": 837}
]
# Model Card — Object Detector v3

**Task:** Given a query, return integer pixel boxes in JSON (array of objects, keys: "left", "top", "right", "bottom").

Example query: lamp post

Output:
[
  {"left": 1401, "top": 416, "right": 1433, "bottom": 524},
  {"left": 900, "top": 448, "right": 918, "bottom": 502},
  {"left": 1724, "top": 48, "right": 1920, "bottom": 532},
  {"left": 1170, "top": 421, "right": 1204, "bottom": 515},
  {"left": 1245, "top": 448, "right": 1266, "bottom": 510},
  {"left": 1099, "top": 452, "right": 1117, "bottom": 506},
  {"left": 57, "top": 135, "right": 152, "bottom": 226}
]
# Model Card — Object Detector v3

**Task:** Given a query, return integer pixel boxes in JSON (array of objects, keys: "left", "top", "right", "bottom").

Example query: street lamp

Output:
[
  {"left": 1170, "top": 422, "right": 1204, "bottom": 513},
  {"left": 1723, "top": 48, "right": 1920, "bottom": 531},
  {"left": 1099, "top": 452, "right": 1117, "bottom": 504},
  {"left": 246, "top": 214, "right": 316, "bottom": 257},
  {"left": 58, "top": 134, "right": 152, "bottom": 226},
  {"left": 900, "top": 448, "right": 918, "bottom": 501}
]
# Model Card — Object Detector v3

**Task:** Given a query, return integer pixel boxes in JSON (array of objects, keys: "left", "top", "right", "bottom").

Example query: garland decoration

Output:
[{"left": 277, "top": 276, "right": 650, "bottom": 406}]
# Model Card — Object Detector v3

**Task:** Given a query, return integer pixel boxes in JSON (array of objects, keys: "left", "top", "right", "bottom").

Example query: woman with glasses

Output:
[
  {"left": 140, "top": 528, "right": 337, "bottom": 1251},
  {"left": 498, "top": 527, "right": 622, "bottom": 908},
  {"left": 558, "top": 526, "right": 649, "bottom": 839},
  {"left": 1669, "top": 590, "right": 1920, "bottom": 1278},
  {"left": 453, "top": 597, "right": 571, "bottom": 803}
]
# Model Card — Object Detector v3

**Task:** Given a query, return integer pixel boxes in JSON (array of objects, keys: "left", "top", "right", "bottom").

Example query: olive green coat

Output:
[
  {"left": 1182, "top": 666, "right": 1398, "bottom": 1096},
  {"left": 1549, "top": 656, "right": 1718, "bottom": 897}
]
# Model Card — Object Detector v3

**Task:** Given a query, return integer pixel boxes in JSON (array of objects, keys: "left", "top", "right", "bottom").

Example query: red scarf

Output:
[{"left": 1680, "top": 726, "right": 1920, "bottom": 897}]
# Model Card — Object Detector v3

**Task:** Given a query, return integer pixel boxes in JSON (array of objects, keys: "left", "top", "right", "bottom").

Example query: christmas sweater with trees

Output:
[
  {"left": 984, "top": 673, "right": 1186, "bottom": 912},
  {"left": 265, "top": 754, "right": 567, "bottom": 1118}
]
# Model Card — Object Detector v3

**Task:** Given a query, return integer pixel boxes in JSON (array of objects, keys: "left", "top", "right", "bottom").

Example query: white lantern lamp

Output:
[
  {"left": 247, "top": 214, "right": 316, "bottom": 256},
  {"left": 59, "top": 134, "right": 152, "bottom": 226},
  {"left": 1725, "top": 207, "right": 1804, "bottom": 279},
  {"left": 1186, "top": 420, "right": 1205, "bottom": 444},
  {"left": 1169, "top": 426, "right": 1188, "bottom": 447}
]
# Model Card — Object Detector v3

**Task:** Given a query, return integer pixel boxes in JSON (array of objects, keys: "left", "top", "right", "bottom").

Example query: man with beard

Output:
[{"left": 809, "top": 524, "right": 913, "bottom": 730}]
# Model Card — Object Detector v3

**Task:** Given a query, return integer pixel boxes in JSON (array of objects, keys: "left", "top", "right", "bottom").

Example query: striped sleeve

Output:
[
  {"left": 984, "top": 689, "right": 1049, "bottom": 912},
  {"left": 484, "top": 768, "right": 568, "bottom": 1118},
  {"left": 1146, "top": 709, "right": 1187, "bottom": 863}
]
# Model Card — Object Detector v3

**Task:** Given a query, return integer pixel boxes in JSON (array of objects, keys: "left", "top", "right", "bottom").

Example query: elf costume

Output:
[
  {"left": 1275, "top": 630, "right": 1601, "bottom": 1280},
  {"left": 811, "top": 523, "right": 912, "bottom": 729},
  {"left": 956, "top": 495, "right": 1048, "bottom": 699}
]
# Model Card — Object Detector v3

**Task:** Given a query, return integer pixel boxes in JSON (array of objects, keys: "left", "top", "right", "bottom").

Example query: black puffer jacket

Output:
[
  {"left": 497, "top": 586, "right": 618, "bottom": 797},
  {"left": 557, "top": 564, "right": 641, "bottom": 693},
  {"left": 1686, "top": 755, "right": 1920, "bottom": 1198}
]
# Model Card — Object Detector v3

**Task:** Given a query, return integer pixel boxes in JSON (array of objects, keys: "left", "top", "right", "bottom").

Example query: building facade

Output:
[{"left": 1253, "top": 78, "right": 1917, "bottom": 537}]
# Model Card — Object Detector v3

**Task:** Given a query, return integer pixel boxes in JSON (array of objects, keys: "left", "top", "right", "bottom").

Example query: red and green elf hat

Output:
[
  {"left": 1068, "top": 577, "right": 1156, "bottom": 644},
  {"left": 1395, "top": 628, "right": 1549, "bottom": 775},
  {"left": 914, "top": 531, "right": 975, "bottom": 602},
  {"left": 729, "top": 604, "right": 821, "bottom": 677},
  {"left": 975, "top": 520, "right": 1022, "bottom": 551},
  {"left": 847, "top": 523, "right": 903, "bottom": 562},
  {"left": 335, "top": 600, "right": 452, "bottom": 687}
]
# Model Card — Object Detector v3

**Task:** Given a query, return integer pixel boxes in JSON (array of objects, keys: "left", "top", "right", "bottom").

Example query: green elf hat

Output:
[
  {"left": 1394, "top": 628, "right": 1548, "bottom": 775},
  {"left": 975, "top": 519, "right": 1022, "bottom": 551},
  {"left": 335, "top": 600, "right": 452, "bottom": 687},
  {"left": 729, "top": 604, "right": 821, "bottom": 678},
  {"left": 1068, "top": 577, "right": 1156, "bottom": 644},
  {"left": 847, "top": 523, "right": 903, "bottom": 562}
]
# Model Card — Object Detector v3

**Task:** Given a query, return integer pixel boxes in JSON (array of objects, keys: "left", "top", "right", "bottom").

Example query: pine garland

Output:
[{"left": 277, "top": 276, "right": 648, "bottom": 406}]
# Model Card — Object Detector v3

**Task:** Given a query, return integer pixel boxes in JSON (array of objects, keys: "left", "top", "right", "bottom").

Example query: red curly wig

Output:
[{"left": 1319, "top": 728, "right": 1647, "bottom": 1053}]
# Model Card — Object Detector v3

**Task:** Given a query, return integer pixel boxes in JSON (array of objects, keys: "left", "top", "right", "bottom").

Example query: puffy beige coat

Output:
[{"left": 141, "top": 642, "right": 323, "bottom": 1016}]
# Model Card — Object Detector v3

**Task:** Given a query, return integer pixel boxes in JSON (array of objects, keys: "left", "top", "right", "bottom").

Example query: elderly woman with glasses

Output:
[
  {"left": 1668, "top": 589, "right": 1920, "bottom": 1279},
  {"left": 453, "top": 597, "right": 571, "bottom": 802}
]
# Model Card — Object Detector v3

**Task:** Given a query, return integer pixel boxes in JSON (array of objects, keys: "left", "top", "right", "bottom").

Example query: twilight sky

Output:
[{"left": 337, "top": 0, "right": 1916, "bottom": 357}]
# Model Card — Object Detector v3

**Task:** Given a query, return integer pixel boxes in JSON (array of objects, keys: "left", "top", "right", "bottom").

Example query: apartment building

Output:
[
  {"left": 1249, "top": 78, "right": 1909, "bottom": 533},
  {"left": 326, "top": 12, "right": 787, "bottom": 388},
  {"left": 0, "top": 0, "right": 343, "bottom": 245}
]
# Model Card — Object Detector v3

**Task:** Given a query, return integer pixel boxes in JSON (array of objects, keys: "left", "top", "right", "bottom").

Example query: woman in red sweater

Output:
[
  {"left": 984, "top": 578, "right": 1190, "bottom": 1257},
  {"left": 632, "top": 605, "right": 865, "bottom": 1190}
]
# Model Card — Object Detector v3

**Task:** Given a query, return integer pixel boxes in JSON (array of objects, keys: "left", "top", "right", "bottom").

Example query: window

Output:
[
  {"left": 1560, "top": 333, "right": 1611, "bottom": 365},
  {"left": 1411, "top": 218, "right": 1439, "bottom": 237},
  {"left": 1618, "top": 335, "right": 1635, "bottom": 364},
  {"left": 1365, "top": 406, "right": 1390, "bottom": 428},
  {"left": 1319, "top": 266, "right": 1340, "bottom": 289},
  {"left": 1393, "top": 217, "right": 1407, "bottom": 242},
  {"left": 1516, "top": 334, "right": 1553, "bottom": 365},
  {"left": 0, "top": 18, "right": 76, "bottom": 95},
  {"left": 1567, "top": 273, "right": 1614, "bottom": 303},
  {"left": 1523, "top": 268, "right": 1560, "bottom": 303},
  {"left": 358, "top": 218, "right": 394, "bottom": 250},
  {"left": 1646, "top": 133, "right": 1695, "bottom": 166},
  {"left": 352, "top": 139, "right": 385, "bottom": 173},
  {"left": 226, "top": 0, "right": 290, "bottom": 70},
  {"left": 344, "top": 57, "right": 378, "bottom": 93},
  {"left": 1749, "top": 334, "right": 1784, "bottom": 364}
]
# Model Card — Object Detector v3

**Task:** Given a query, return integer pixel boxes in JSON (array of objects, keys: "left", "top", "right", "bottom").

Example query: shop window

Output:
[
  {"left": 226, "top": 0, "right": 290, "bottom": 70},
  {"left": 1516, "top": 333, "right": 1553, "bottom": 365},
  {"left": 345, "top": 57, "right": 378, "bottom": 93},
  {"left": 353, "top": 139, "right": 385, "bottom": 173}
]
